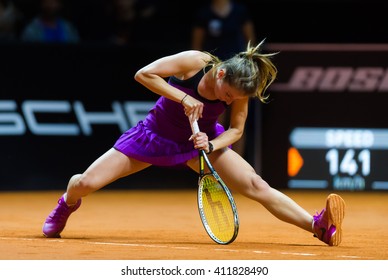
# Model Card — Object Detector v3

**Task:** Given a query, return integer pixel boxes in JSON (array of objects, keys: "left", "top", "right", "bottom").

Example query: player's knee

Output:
[
  {"left": 245, "top": 174, "right": 271, "bottom": 198},
  {"left": 73, "top": 173, "right": 96, "bottom": 193}
]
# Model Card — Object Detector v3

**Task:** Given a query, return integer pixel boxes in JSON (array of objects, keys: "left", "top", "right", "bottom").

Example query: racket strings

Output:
[{"left": 200, "top": 175, "right": 235, "bottom": 243}]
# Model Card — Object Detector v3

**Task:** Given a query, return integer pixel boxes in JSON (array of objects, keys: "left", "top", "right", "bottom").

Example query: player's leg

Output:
[
  {"left": 187, "top": 148, "right": 345, "bottom": 245},
  {"left": 43, "top": 148, "right": 151, "bottom": 237},
  {"left": 187, "top": 148, "right": 313, "bottom": 231},
  {"left": 65, "top": 148, "right": 151, "bottom": 204}
]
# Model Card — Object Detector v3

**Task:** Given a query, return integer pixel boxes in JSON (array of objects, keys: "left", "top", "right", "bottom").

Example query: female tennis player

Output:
[{"left": 43, "top": 40, "right": 345, "bottom": 246}]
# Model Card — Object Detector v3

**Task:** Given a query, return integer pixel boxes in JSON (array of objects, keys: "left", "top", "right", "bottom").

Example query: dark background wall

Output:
[
  {"left": 0, "top": 43, "right": 197, "bottom": 190},
  {"left": 1, "top": 0, "right": 387, "bottom": 191}
]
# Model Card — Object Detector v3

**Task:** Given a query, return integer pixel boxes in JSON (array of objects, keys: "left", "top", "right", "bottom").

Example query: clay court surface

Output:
[{"left": 0, "top": 189, "right": 388, "bottom": 260}]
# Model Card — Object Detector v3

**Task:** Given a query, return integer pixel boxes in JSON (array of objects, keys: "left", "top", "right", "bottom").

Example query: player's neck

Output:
[{"left": 197, "top": 72, "right": 217, "bottom": 101}]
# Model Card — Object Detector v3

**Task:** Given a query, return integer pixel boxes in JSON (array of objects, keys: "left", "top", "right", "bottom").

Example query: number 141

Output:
[{"left": 326, "top": 149, "right": 370, "bottom": 176}]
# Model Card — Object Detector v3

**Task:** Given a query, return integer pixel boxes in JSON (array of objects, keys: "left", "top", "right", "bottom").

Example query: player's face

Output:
[{"left": 214, "top": 70, "right": 246, "bottom": 105}]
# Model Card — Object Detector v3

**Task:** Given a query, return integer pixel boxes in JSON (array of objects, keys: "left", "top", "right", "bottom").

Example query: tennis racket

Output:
[{"left": 191, "top": 120, "right": 239, "bottom": 244}]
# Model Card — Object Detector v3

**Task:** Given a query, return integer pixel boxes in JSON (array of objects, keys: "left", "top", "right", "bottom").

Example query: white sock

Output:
[{"left": 63, "top": 193, "right": 76, "bottom": 207}]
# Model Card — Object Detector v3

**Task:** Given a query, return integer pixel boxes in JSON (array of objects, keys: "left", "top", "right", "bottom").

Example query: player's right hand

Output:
[{"left": 182, "top": 95, "right": 203, "bottom": 122}]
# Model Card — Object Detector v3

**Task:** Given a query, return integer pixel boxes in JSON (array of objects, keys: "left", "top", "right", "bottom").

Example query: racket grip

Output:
[{"left": 191, "top": 120, "right": 200, "bottom": 134}]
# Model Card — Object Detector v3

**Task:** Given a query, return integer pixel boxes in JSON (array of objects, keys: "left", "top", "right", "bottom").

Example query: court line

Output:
[
  {"left": 338, "top": 255, "right": 363, "bottom": 259},
  {"left": 253, "top": 250, "right": 270, "bottom": 254},
  {"left": 0, "top": 237, "right": 371, "bottom": 259},
  {"left": 214, "top": 248, "right": 239, "bottom": 252}
]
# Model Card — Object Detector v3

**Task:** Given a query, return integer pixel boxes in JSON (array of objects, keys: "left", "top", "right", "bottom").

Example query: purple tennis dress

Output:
[{"left": 113, "top": 68, "right": 227, "bottom": 166}]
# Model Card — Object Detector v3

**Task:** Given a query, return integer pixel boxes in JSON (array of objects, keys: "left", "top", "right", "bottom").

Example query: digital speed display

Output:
[
  {"left": 288, "top": 127, "right": 388, "bottom": 191},
  {"left": 257, "top": 43, "right": 388, "bottom": 192}
]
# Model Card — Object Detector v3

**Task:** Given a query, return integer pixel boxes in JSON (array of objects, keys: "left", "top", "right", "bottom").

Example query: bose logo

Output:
[
  {"left": 0, "top": 100, "right": 154, "bottom": 136},
  {"left": 271, "top": 67, "right": 388, "bottom": 92}
]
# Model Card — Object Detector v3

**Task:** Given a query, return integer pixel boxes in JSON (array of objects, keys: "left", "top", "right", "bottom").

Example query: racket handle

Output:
[{"left": 191, "top": 119, "right": 200, "bottom": 134}]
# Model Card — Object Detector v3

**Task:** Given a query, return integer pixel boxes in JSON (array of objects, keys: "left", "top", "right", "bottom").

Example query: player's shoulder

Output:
[
  {"left": 178, "top": 50, "right": 211, "bottom": 58},
  {"left": 175, "top": 50, "right": 212, "bottom": 64}
]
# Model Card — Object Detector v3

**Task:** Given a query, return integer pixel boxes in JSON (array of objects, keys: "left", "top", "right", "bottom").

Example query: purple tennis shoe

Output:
[
  {"left": 43, "top": 194, "right": 81, "bottom": 238},
  {"left": 313, "top": 193, "right": 345, "bottom": 246}
]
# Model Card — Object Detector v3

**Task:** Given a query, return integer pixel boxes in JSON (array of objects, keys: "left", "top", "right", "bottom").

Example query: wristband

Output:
[
  {"left": 181, "top": 94, "right": 188, "bottom": 104},
  {"left": 206, "top": 141, "right": 214, "bottom": 154}
]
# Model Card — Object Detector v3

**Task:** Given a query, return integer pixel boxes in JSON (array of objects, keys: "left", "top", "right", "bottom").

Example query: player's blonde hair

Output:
[{"left": 205, "top": 39, "right": 278, "bottom": 103}]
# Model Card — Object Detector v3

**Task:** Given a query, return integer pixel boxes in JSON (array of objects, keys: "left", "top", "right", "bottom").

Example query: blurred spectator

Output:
[
  {"left": 20, "top": 0, "right": 79, "bottom": 43},
  {"left": 68, "top": 0, "right": 110, "bottom": 43},
  {"left": 0, "top": 0, "right": 22, "bottom": 41},
  {"left": 108, "top": 0, "right": 137, "bottom": 46},
  {"left": 191, "top": 0, "right": 257, "bottom": 157},
  {"left": 106, "top": 0, "right": 159, "bottom": 46},
  {"left": 192, "top": 0, "right": 256, "bottom": 59}
]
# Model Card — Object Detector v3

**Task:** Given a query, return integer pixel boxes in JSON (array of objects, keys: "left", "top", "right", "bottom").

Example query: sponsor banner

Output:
[
  {"left": 260, "top": 44, "right": 388, "bottom": 191},
  {"left": 0, "top": 100, "right": 153, "bottom": 136},
  {"left": 0, "top": 44, "right": 196, "bottom": 190}
]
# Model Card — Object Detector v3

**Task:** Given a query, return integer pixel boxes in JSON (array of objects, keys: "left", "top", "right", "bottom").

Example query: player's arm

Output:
[
  {"left": 210, "top": 98, "right": 249, "bottom": 152},
  {"left": 135, "top": 50, "right": 210, "bottom": 120}
]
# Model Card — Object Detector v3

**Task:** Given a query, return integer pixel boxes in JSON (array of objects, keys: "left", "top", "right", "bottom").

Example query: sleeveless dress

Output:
[{"left": 113, "top": 68, "right": 228, "bottom": 166}]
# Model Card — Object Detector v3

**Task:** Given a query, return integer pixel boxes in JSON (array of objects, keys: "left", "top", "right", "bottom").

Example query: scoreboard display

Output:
[
  {"left": 287, "top": 127, "right": 388, "bottom": 191},
  {"left": 259, "top": 44, "right": 388, "bottom": 191}
]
